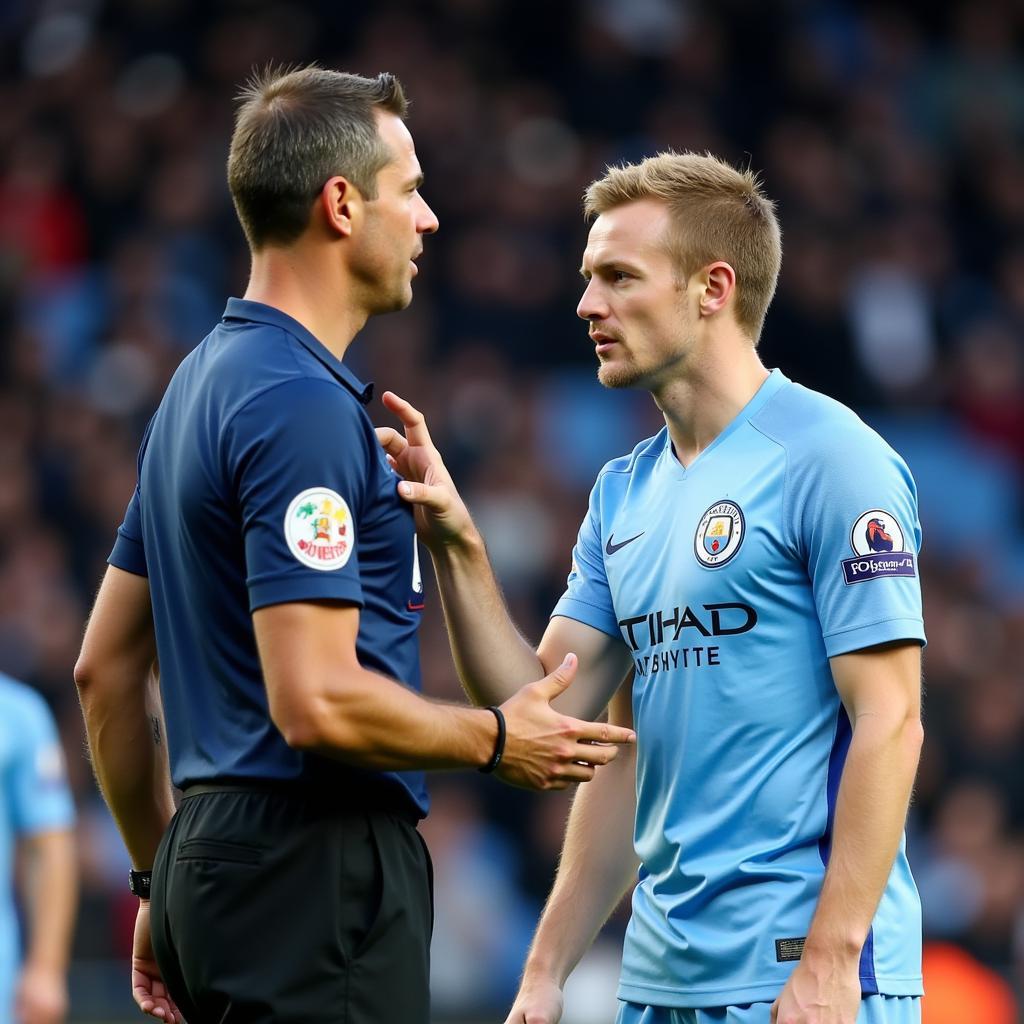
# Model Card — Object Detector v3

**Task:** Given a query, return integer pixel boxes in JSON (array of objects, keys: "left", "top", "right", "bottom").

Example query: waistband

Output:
[{"left": 180, "top": 779, "right": 422, "bottom": 825}]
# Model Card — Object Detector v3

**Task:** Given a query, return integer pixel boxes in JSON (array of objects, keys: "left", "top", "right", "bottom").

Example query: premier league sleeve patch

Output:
[
  {"left": 841, "top": 509, "right": 916, "bottom": 584},
  {"left": 284, "top": 487, "right": 355, "bottom": 571}
]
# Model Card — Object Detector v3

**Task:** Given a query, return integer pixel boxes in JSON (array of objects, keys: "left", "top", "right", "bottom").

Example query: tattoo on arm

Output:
[{"left": 150, "top": 715, "right": 161, "bottom": 745}]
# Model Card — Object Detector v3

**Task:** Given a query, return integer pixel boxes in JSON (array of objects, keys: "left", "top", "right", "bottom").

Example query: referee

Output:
[{"left": 74, "top": 67, "right": 635, "bottom": 1024}]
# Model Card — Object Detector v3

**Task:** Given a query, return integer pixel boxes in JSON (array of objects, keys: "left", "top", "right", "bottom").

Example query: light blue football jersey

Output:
[
  {"left": 0, "top": 675, "right": 75, "bottom": 1013},
  {"left": 553, "top": 370, "right": 925, "bottom": 1008}
]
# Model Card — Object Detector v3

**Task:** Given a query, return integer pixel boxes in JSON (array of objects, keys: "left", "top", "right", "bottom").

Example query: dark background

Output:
[{"left": 1, "top": 0, "right": 1021, "bottom": 1020}]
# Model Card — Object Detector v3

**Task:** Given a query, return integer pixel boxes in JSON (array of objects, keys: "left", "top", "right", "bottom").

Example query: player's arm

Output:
[
  {"left": 377, "top": 390, "right": 629, "bottom": 718},
  {"left": 15, "top": 828, "right": 76, "bottom": 1024},
  {"left": 74, "top": 566, "right": 175, "bottom": 871},
  {"left": 504, "top": 676, "right": 639, "bottom": 1024},
  {"left": 253, "top": 601, "right": 634, "bottom": 791},
  {"left": 771, "top": 641, "right": 923, "bottom": 1024}
]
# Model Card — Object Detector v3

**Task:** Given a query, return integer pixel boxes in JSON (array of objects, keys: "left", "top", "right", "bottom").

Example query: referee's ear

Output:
[{"left": 319, "top": 175, "right": 362, "bottom": 239}]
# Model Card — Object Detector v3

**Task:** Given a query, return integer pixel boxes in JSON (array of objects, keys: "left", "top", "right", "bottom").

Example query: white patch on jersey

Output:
[
  {"left": 36, "top": 743, "right": 66, "bottom": 785},
  {"left": 850, "top": 509, "right": 905, "bottom": 556},
  {"left": 694, "top": 500, "right": 745, "bottom": 568},
  {"left": 284, "top": 487, "right": 355, "bottom": 571},
  {"left": 411, "top": 537, "right": 423, "bottom": 595}
]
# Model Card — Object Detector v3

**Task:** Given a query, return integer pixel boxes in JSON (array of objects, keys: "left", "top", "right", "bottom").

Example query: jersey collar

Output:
[
  {"left": 663, "top": 368, "right": 791, "bottom": 475},
  {"left": 222, "top": 298, "right": 375, "bottom": 405}
]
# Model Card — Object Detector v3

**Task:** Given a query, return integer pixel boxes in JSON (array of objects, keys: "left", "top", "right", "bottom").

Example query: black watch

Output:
[{"left": 129, "top": 869, "right": 152, "bottom": 900}]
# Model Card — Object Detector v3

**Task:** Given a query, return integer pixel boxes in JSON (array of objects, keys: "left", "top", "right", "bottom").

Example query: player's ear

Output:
[
  {"left": 699, "top": 261, "right": 736, "bottom": 317},
  {"left": 319, "top": 176, "right": 362, "bottom": 239}
]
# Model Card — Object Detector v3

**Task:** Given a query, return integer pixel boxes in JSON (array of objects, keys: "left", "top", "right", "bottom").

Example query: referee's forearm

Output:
[
  {"left": 282, "top": 662, "right": 498, "bottom": 771},
  {"left": 430, "top": 532, "right": 545, "bottom": 704},
  {"left": 77, "top": 666, "right": 175, "bottom": 869}
]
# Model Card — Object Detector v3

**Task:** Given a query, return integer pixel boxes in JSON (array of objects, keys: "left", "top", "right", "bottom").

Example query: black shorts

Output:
[{"left": 150, "top": 783, "right": 433, "bottom": 1024}]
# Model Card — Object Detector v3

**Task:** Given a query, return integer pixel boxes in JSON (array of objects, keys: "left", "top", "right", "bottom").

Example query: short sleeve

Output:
[
  {"left": 9, "top": 693, "right": 75, "bottom": 835},
  {"left": 227, "top": 378, "right": 372, "bottom": 612},
  {"left": 109, "top": 416, "right": 155, "bottom": 577},
  {"left": 793, "top": 433, "right": 925, "bottom": 658},
  {"left": 551, "top": 476, "right": 620, "bottom": 638},
  {"left": 108, "top": 486, "right": 147, "bottom": 576}
]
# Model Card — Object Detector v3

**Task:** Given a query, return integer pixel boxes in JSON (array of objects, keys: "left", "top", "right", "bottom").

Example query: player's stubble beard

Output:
[{"left": 597, "top": 318, "right": 696, "bottom": 392}]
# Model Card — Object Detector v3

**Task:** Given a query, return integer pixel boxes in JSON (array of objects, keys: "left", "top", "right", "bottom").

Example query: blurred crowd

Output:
[{"left": 1, "top": 0, "right": 1022, "bottom": 1019}]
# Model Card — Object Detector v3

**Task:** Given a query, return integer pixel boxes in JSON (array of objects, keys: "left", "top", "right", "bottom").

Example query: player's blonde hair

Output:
[{"left": 584, "top": 152, "right": 782, "bottom": 342}]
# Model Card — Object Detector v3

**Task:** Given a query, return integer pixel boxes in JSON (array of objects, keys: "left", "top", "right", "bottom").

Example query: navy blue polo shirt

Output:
[{"left": 109, "top": 298, "right": 428, "bottom": 817}]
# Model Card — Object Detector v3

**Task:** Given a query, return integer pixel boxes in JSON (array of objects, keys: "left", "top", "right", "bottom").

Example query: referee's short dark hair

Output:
[{"left": 228, "top": 65, "right": 408, "bottom": 250}]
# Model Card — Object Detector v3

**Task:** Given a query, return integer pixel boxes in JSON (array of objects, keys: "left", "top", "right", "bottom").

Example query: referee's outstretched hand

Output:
[{"left": 495, "top": 654, "right": 636, "bottom": 790}]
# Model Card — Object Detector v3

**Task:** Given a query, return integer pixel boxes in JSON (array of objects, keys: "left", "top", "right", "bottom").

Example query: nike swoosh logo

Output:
[{"left": 605, "top": 531, "right": 645, "bottom": 555}]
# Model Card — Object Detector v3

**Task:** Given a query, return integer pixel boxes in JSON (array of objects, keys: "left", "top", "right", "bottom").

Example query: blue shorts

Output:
[{"left": 616, "top": 995, "right": 921, "bottom": 1024}]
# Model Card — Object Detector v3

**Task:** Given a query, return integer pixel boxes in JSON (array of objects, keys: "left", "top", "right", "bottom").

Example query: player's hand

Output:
[
  {"left": 132, "top": 900, "right": 185, "bottom": 1024},
  {"left": 376, "top": 391, "right": 477, "bottom": 552},
  {"left": 496, "top": 654, "right": 636, "bottom": 790},
  {"left": 14, "top": 961, "right": 67, "bottom": 1024},
  {"left": 502, "top": 971, "right": 564, "bottom": 1024},
  {"left": 769, "top": 957, "right": 860, "bottom": 1024}
]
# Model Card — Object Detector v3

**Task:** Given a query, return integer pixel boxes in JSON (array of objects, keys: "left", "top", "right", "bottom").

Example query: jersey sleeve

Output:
[
  {"left": 9, "top": 692, "right": 75, "bottom": 835},
  {"left": 108, "top": 417, "right": 155, "bottom": 577},
  {"left": 108, "top": 487, "right": 147, "bottom": 576},
  {"left": 227, "top": 378, "right": 372, "bottom": 612},
  {"left": 791, "top": 431, "right": 925, "bottom": 658},
  {"left": 551, "top": 475, "right": 620, "bottom": 638}
]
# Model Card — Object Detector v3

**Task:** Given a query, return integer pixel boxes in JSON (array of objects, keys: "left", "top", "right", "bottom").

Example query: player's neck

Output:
[
  {"left": 654, "top": 342, "right": 769, "bottom": 469},
  {"left": 243, "top": 246, "right": 368, "bottom": 361}
]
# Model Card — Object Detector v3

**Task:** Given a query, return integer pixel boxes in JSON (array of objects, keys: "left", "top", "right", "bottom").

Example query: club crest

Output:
[{"left": 694, "top": 500, "right": 745, "bottom": 568}]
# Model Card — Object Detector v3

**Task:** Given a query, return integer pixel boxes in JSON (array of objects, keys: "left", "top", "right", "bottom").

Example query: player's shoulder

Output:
[
  {"left": 595, "top": 428, "right": 667, "bottom": 484},
  {"left": 0, "top": 673, "right": 53, "bottom": 730},
  {"left": 752, "top": 378, "right": 903, "bottom": 468}
]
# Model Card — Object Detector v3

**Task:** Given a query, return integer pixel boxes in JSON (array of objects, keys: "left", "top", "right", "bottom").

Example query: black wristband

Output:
[
  {"left": 129, "top": 869, "right": 152, "bottom": 899},
  {"left": 478, "top": 706, "right": 506, "bottom": 774}
]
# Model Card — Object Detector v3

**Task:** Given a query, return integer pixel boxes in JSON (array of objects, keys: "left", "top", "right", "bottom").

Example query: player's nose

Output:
[{"left": 577, "top": 279, "right": 608, "bottom": 321}]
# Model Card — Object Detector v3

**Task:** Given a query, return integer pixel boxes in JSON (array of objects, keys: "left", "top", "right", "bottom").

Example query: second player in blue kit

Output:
[{"left": 380, "top": 151, "right": 926, "bottom": 1024}]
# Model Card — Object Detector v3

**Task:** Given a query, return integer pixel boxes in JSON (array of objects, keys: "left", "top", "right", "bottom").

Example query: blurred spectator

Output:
[{"left": 921, "top": 941, "right": 1017, "bottom": 1024}]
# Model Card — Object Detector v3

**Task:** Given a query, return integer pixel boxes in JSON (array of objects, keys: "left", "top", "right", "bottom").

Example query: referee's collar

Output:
[{"left": 222, "top": 298, "right": 375, "bottom": 405}]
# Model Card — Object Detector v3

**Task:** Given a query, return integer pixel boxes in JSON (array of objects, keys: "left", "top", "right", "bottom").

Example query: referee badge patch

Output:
[
  {"left": 694, "top": 500, "right": 745, "bottom": 568},
  {"left": 284, "top": 487, "right": 355, "bottom": 571},
  {"left": 841, "top": 509, "right": 916, "bottom": 584}
]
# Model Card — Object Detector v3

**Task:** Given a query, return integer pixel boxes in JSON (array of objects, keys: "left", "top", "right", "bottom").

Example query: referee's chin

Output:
[{"left": 370, "top": 283, "right": 415, "bottom": 316}]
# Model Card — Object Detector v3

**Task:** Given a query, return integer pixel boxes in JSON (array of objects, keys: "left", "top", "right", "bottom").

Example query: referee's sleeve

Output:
[
  {"left": 108, "top": 414, "right": 154, "bottom": 577},
  {"left": 108, "top": 486, "right": 148, "bottom": 576},
  {"left": 227, "top": 378, "right": 372, "bottom": 612}
]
